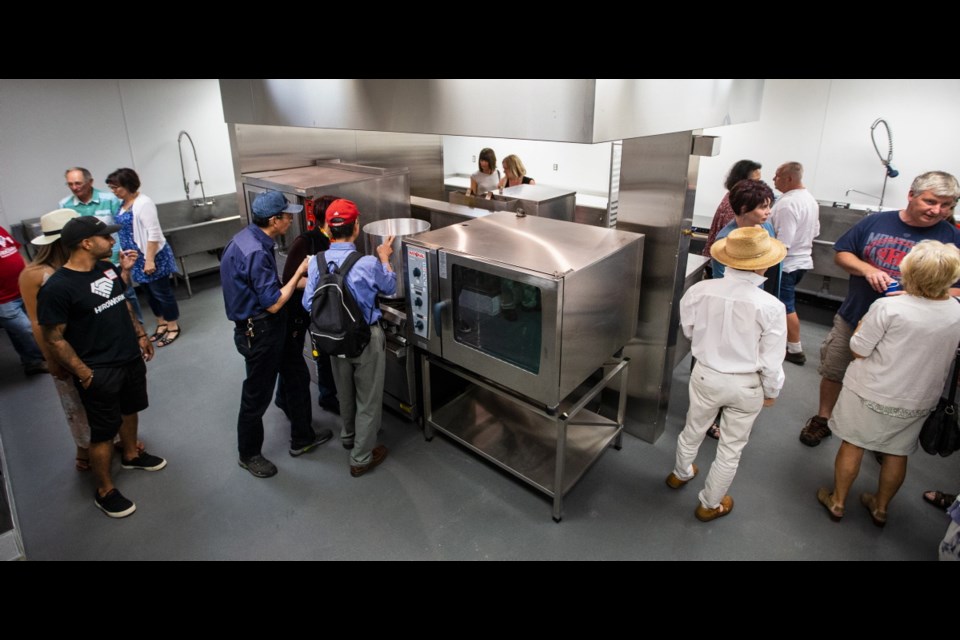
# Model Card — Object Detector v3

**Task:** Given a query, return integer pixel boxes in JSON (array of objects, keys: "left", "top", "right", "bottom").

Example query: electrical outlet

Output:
[
  {"left": 472, "top": 155, "right": 476, "bottom": 163},
  {"left": 553, "top": 163, "right": 558, "bottom": 171}
]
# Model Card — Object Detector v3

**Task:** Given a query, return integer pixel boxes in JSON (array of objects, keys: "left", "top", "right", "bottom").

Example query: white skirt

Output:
[{"left": 828, "top": 387, "right": 927, "bottom": 456}]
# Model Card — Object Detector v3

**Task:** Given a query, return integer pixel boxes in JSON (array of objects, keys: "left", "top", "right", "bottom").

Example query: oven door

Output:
[{"left": 436, "top": 252, "right": 562, "bottom": 407}]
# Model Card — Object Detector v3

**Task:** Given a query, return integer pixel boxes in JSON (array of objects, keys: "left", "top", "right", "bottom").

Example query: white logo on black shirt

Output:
[{"left": 90, "top": 277, "right": 114, "bottom": 299}]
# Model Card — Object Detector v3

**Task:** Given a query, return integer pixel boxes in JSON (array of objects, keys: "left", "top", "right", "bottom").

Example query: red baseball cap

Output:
[{"left": 325, "top": 199, "right": 360, "bottom": 227}]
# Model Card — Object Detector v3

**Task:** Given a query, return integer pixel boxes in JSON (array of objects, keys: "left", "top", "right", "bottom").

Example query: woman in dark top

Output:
[
  {"left": 499, "top": 154, "right": 536, "bottom": 189},
  {"left": 279, "top": 220, "right": 340, "bottom": 415}
]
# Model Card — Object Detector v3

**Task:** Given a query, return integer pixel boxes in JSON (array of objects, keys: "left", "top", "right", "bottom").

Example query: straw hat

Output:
[
  {"left": 710, "top": 226, "right": 786, "bottom": 271},
  {"left": 31, "top": 208, "right": 79, "bottom": 246}
]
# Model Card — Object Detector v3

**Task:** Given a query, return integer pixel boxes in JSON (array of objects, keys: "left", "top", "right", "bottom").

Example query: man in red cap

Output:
[{"left": 301, "top": 199, "right": 396, "bottom": 477}]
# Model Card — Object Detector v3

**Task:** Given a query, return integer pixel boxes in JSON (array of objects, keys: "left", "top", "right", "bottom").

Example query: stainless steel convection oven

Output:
[{"left": 404, "top": 211, "right": 644, "bottom": 520}]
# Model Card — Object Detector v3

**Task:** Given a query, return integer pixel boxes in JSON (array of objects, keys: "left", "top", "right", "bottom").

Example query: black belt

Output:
[{"left": 234, "top": 312, "right": 275, "bottom": 329}]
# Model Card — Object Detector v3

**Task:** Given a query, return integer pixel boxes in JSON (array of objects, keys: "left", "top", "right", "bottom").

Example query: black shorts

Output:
[{"left": 76, "top": 358, "right": 149, "bottom": 443}]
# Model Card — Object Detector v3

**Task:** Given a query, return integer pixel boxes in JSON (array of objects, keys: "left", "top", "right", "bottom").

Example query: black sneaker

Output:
[
  {"left": 289, "top": 428, "right": 333, "bottom": 457},
  {"left": 239, "top": 455, "right": 278, "bottom": 478},
  {"left": 94, "top": 488, "right": 136, "bottom": 518},
  {"left": 121, "top": 451, "right": 167, "bottom": 471},
  {"left": 784, "top": 350, "right": 807, "bottom": 365}
]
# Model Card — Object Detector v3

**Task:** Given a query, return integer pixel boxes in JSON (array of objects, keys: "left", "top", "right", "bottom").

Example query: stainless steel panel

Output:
[
  {"left": 429, "top": 384, "right": 621, "bottom": 497},
  {"left": 495, "top": 184, "right": 576, "bottom": 222},
  {"left": 410, "top": 195, "right": 493, "bottom": 230},
  {"left": 240, "top": 163, "right": 411, "bottom": 259},
  {"left": 220, "top": 79, "right": 763, "bottom": 144},
  {"left": 448, "top": 192, "right": 519, "bottom": 213},
  {"left": 559, "top": 238, "right": 642, "bottom": 400},
  {"left": 362, "top": 218, "right": 431, "bottom": 299},
  {"left": 231, "top": 123, "right": 443, "bottom": 200},
  {"left": 807, "top": 202, "right": 876, "bottom": 282},
  {"left": 409, "top": 210, "right": 640, "bottom": 276},
  {"left": 616, "top": 131, "right": 700, "bottom": 442},
  {"left": 592, "top": 79, "right": 764, "bottom": 142}
]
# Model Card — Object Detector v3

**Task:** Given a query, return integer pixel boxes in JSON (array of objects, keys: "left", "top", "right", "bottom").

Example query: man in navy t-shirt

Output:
[{"left": 799, "top": 171, "right": 960, "bottom": 447}]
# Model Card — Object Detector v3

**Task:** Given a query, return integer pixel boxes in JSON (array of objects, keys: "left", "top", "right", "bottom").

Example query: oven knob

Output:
[
  {"left": 414, "top": 297, "right": 422, "bottom": 308},
  {"left": 413, "top": 267, "right": 422, "bottom": 278},
  {"left": 415, "top": 320, "right": 424, "bottom": 331}
]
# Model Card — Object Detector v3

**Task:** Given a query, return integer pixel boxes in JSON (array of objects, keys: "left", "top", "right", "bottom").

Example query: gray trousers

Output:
[{"left": 330, "top": 324, "right": 386, "bottom": 466}]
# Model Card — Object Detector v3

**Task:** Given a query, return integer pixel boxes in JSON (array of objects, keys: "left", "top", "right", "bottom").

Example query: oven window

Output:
[{"left": 452, "top": 265, "right": 541, "bottom": 374}]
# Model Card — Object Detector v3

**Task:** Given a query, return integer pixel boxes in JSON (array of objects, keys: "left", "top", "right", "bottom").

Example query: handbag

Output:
[{"left": 919, "top": 344, "right": 960, "bottom": 457}]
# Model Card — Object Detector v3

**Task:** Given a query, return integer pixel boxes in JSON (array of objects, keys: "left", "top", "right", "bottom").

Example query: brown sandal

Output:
[
  {"left": 817, "top": 487, "right": 844, "bottom": 521},
  {"left": 860, "top": 492, "right": 887, "bottom": 527}
]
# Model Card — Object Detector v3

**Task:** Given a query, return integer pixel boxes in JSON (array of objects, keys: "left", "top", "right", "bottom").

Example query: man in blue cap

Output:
[{"left": 221, "top": 191, "right": 333, "bottom": 478}]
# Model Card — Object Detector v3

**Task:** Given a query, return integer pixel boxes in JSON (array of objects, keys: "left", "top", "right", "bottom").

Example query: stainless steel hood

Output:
[{"left": 219, "top": 79, "right": 763, "bottom": 144}]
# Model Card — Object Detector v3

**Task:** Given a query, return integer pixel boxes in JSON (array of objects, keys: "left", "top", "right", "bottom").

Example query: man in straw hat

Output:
[{"left": 665, "top": 226, "right": 787, "bottom": 522}]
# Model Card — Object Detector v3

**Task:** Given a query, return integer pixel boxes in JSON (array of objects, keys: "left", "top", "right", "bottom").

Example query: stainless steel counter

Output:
[
  {"left": 673, "top": 254, "right": 710, "bottom": 369},
  {"left": 410, "top": 195, "right": 493, "bottom": 230}
]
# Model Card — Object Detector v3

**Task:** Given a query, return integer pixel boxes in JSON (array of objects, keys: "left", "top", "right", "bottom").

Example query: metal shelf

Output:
[{"left": 422, "top": 354, "right": 629, "bottom": 521}]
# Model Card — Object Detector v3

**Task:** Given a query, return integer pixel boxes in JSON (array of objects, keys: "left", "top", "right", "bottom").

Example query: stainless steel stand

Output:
[{"left": 422, "top": 354, "right": 629, "bottom": 522}]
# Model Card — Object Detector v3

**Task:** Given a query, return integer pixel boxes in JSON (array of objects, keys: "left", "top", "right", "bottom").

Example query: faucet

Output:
[
  {"left": 178, "top": 131, "right": 214, "bottom": 208},
  {"left": 844, "top": 188, "right": 881, "bottom": 202}
]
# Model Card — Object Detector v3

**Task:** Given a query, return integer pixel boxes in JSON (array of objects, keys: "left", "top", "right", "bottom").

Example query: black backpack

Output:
[{"left": 308, "top": 251, "right": 371, "bottom": 358}]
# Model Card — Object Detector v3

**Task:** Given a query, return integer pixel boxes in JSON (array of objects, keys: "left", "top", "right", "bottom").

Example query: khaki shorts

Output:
[{"left": 818, "top": 314, "right": 855, "bottom": 383}]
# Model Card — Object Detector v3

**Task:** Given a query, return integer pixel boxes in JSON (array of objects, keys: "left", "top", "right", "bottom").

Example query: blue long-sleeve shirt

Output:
[
  {"left": 302, "top": 242, "right": 397, "bottom": 324},
  {"left": 220, "top": 224, "right": 282, "bottom": 321}
]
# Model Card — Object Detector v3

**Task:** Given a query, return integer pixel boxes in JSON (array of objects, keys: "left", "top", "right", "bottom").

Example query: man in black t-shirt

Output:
[{"left": 37, "top": 217, "right": 168, "bottom": 519}]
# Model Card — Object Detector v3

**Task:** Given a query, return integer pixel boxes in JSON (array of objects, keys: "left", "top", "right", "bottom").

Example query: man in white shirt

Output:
[
  {"left": 771, "top": 162, "right": 820, "bottom": 365},
  {"left": 665, "top": 227, "right": 787, "bottom": 522}
]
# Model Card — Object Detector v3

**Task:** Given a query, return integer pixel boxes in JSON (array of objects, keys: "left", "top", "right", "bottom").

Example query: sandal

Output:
[
  {"left": 817, "top": 487, "right": 844, "bottom": 521},
  {"left": 860, "top": 492, "right": 887, "bottom": 527},
  {"left": 706, "top": 423, "right": 720, "bottom": 440},
  {"left": 149, "top": 323, "right": 168, "bottom": 343},
  {"left": 156, "top": 328, "right": 180, "bottom": 347},
  {"left": 923, "top": 490, "right": 957, "bottom": 511},
  {"left": 75, "top": 457, "right": 90, "bottom": 472}
]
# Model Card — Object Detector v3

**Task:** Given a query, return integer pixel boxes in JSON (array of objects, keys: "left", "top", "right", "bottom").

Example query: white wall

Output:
[
  {"left": 0, "top": 79, "right": 235, "bottom": 228},
  {"left": 443, "top": 136, "right": 613, "bottom": 196},
  {"left": 695, "top": 79, "right": 960, "bottom": 226}
]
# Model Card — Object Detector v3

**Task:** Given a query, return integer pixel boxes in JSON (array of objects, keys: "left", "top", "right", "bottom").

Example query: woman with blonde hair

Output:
[
  {"left": 498, "top": 154, "right": 536, "bottom": 189},
  {"left": 817, "top": 240, "right": 960, "bottom": 526}
]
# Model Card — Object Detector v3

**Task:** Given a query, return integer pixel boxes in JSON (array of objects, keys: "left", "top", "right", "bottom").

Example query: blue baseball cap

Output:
[{"left": 251, "top": 191, "right": 303, "bottom": 219}]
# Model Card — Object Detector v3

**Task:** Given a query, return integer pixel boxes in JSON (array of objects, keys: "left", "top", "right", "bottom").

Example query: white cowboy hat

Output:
[{"left": 31, "top": 208, "right": 80, "bottom": 246}]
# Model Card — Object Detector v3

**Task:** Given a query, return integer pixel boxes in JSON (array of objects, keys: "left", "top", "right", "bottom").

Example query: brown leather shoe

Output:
[
  {"left": 860, "top": 492, "right": 887, "bottom": 527},
  {"left": 799, "top": 415, "right": 831, "bottom": 447},
  {"left": 695, "top": 495, "right": 734, "bottom": 522},
  {"left": 350, "top": 445, "right": 388, "bottom": 477},
  {"left": 665, "top": 463, "right": 698, "bottom": 489}
]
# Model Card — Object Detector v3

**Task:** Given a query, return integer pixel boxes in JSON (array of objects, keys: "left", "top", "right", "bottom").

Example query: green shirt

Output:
[{"left": 59, "top": 188, "right": 121, "bottom": 262}]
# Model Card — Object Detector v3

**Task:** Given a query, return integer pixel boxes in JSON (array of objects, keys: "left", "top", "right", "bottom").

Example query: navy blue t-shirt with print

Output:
[{"left": 834, "top": 211, "right": 960, "bottom": 327}]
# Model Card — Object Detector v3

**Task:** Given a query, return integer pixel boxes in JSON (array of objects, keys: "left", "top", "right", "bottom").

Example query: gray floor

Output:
[{"left": 0, "top": 276, "right": 956, "bottom": 560}]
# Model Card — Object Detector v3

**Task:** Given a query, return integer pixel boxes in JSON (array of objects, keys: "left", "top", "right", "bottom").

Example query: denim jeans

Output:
[
  {"left": 0, "top": 297, "right": 44, "bottom": 365},
  {"left": 139, "top": 276, "right": 180, "bottom": 321}
]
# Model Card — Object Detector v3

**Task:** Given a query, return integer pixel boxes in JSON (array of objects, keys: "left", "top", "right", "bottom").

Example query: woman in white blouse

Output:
[
  {"left": 467, "top": 148, "right": 500, "bottom": 197},
  {"left": 106, "top": 168, "right": 181, "bottom": 347},
  {"left": 817, "top": 240, "right": 960, "bottom": 526}
]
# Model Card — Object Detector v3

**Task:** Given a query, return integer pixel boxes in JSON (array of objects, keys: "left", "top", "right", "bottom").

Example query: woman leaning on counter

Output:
[
  {"left": 499, "top": 154, "right": 536, "bottom": 189},
  {"left": 106, "top": 168, "right": 181, "bottom": 348},
  {"left": 468, "top": 148, "right": 500, "bottom": 196}
]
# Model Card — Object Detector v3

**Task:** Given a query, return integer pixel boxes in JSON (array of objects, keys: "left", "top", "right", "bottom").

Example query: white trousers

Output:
[{"left": 674, "top": 361, "right": 764, "bottom": 509}]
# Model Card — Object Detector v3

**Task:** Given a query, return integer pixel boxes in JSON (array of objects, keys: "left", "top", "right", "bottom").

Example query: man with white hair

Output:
[
  {"left": 770, "top": 162, "right": 820, "bottom": 365},
  {"left": 799, "top": 170, "right": 960, "bottom": 447}
]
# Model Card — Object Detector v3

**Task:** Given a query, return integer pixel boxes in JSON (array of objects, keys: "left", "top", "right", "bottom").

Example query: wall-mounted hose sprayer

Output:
[
  {"left": 870, "top": 118, "right": 897, "bottom": 208},
  {"left": 178, "top": 130, "right": 214, "bottom": 207}
]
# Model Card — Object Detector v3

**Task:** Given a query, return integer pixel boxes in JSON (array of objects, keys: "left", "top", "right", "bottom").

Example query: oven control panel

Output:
[{"left": 407, "top": 247, "right": 429, "bottom": 339}]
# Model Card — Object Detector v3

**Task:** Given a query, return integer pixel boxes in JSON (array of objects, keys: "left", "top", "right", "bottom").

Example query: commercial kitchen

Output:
[{"left": 0, "top": 79, "right": 956, "bottom": 560}]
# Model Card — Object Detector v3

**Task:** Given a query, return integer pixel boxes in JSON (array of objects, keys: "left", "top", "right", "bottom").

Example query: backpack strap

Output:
[
  {"left": 315, "top": 251, "right": 329, "bottom": 275},
  {"left": 339, "top": 251, "right": 363, "bottom": 280}
]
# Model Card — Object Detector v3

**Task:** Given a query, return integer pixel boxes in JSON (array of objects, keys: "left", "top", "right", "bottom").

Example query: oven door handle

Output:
[{"left": 433, "top": 299, "right": 450, "bottom": 337}]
